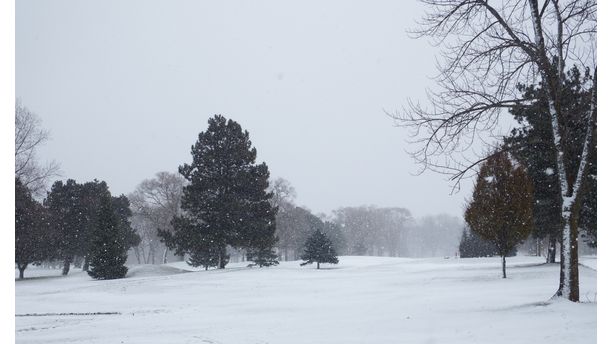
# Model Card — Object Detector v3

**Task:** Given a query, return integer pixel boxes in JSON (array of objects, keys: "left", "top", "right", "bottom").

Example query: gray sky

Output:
[{"left": 16, "top": 0, "right": 473, "bottom": 218}]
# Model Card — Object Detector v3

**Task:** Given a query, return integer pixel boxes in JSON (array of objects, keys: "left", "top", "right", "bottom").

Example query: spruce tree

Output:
[
  {"left": 464, "top": 151, "right": 534, "bottom": 278},
  {"left": 87, "top": 195, "right": 129, "bottom": 280},
  {"left": 161, "top": 115, "right": 277, "bottom": 268},
  {"left": 300, "top": 230, "right": 339, "bottom": 269}
]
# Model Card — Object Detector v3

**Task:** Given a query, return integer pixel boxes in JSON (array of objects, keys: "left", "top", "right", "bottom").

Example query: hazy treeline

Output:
[{"left": 125, "top": 175, "right": 463, "bottom": 263}]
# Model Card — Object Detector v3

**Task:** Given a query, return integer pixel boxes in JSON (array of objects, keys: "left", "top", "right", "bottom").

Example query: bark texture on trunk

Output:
[{"left": 527, "top": 0, "right": 595, "bottom": 303}]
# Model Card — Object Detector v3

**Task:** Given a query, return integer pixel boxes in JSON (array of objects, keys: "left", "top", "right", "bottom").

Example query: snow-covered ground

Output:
[{"left": 16, "top": 256, "right": 596, "bottom": 343}]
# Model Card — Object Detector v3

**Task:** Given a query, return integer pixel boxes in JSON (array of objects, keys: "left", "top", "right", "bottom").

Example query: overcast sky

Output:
[{"left": 16, "top": 0, "right": 475, "bottom": 218}]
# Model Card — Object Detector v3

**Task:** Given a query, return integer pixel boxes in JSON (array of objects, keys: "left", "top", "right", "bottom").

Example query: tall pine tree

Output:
[{"left": 160, "top": 115, "right": 278, "bottom": 268}]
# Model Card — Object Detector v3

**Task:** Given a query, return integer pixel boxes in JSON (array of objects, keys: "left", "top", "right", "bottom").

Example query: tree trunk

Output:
[
  {"left": 135, "top": 247, "right": 142, "bottom": 264},
  {"left": 162, "top": 248, "right": 168, "bottom": 264},
  {"left": 527, "top": 0, "right": 596, "bottom": 302},
  {"left": 546, "top": 236, "right": 556, "bottom": 263},
  {"left": 555, "top": 202, "right": 580, "bottom": 301},
  {"left": 62, "top": 256, "right": 72, "bottom": 276},
  {"left": 218, "top": 247, "right": 227, "bottom": 269},
  {"left": 18, "top": 263, "right": 27, "bottom": 279},
  {"left": 317, "top": 262, "right": 320, "bottom": 270},
  {"left": 284, "top": 248, "right": 289, "bottom": 261},
  {"left": 502, "top": 255, "right": 507, "bottom": 278},
  {"left": 568, "top": 205, "right": 580, "bottom": 301},
  {"left": 82, "top": 256, "right": 89, "bottom": 271}
]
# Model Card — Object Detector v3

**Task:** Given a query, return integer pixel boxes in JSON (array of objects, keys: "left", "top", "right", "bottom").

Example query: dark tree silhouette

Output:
[
  {"left": 300, "top": 230, "right": 339, "bottom": 269},
  {"left": 465, "top": 151, "right": 534, "bottom": 278}
]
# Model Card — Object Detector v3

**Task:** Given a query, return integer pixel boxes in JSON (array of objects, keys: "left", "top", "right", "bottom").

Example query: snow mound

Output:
[{"left": 125, "top": 264, "right": 188, "bottom": 278}]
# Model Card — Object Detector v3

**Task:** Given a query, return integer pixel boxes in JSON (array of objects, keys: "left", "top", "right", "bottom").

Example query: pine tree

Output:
[
  {"left": 504, "top": 66, "right": 597, "bottom": 259},
  {"left": 245, "top": 213, "right": 279, "bottom": 267},
  {"left": 112, "top": 195, "right": 141, "bottom": 255},
  {"left": 79, "top": 180, "right": 115, "bottom": 270},
  {"left": 15, "top": 178, "right": 54, "bottom": 279},
  {"left": 87, "top": 195, "right": 129, "bottom": 280},
  {"left": 464, "top": 151, "right": 534, "bottom": 278},
  {"left": 161, "top": 115, "right": 277, "bottom": 268},
  {"left": 300, "top": 230, "right": 339, "bottom": 269},
  {"left": 45, "top": 179, "right": 89, "bottom": 275}
]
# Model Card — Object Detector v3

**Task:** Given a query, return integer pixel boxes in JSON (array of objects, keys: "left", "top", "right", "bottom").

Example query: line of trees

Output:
[
  {"left": 15, "top": 177, "right": 140, "bottom": 279},
  {"left": 14, "top": 103, "right": 140, "bottom": 280},
  {"left": 392, "top": 0, "right": 596, "bottom": 302}
]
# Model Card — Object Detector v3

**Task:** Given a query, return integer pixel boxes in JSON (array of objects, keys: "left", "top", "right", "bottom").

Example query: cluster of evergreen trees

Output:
[
  {"left": 15, "top": 178, "right": 140, "bottom": 279},
  {"left": 157, "top": 115, "right": 341, "bottom": 270},
  {"left": 459, "top": 66, "right": 597, "bottom": 279}
]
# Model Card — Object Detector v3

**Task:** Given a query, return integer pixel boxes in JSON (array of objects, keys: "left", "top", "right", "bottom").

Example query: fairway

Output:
[{"left": 16, "top": 256, "right": 596, "bottom": 344}]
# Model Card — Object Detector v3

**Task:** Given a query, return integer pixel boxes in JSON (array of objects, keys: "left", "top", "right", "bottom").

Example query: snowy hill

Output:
[{"left": 15, "top": 256, "right": 596, "bottom": 343}]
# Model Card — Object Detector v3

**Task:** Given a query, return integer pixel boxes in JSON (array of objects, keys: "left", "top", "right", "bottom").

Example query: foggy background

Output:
[{"left": 16, "top": 0, "right": 473, "bottom": 218}]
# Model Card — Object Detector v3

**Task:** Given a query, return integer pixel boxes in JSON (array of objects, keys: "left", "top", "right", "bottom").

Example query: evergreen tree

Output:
[
  {"left": 247, "top": 246, "right": 279, "bottom": 267},
  {"left": 112, "top": 195, "right": 141, "bottom": 255},
  {"left": 45, "top": 179, "right": 89, "bottom": 275},
  {"left": 87, "top": 195, "right": 129, "bottom": 280},
  {"left": 161, "top": 115, "right": 277, "bottom": 268},
  {"left": 504, "top": 66, "right": 597, "bottom": 258},
  {"left": 464, "top": 151, "right": 534, "bottom": 278},
  {"left": 79, "top": 180, "right": 114, "bottom": 270},
  {"left": 300, "top": 230, "right": 339, "bottom": 269},
  {"left": 15, "top": 178, "right": 54, "bottom": 279},
  {"left": 161, "top": 216, "right": 219, "bottom": 270},
  {"left": 245, "top": 212, "right": 279, "bottom": 267}
]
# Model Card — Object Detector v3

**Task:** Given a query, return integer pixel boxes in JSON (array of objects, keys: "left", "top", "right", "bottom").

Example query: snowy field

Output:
[{"left": 16, "top": 256, "right": 596, "bottom": 344}]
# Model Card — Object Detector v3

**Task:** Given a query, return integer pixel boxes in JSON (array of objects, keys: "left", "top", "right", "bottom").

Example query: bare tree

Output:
[
  {"left": 15, "top": 100, "right": 60, "bottom": 196},
  {"left": 390, "top": 0, "right": 595, "bottom": 301},
  {"left": 269, "top": 177, "right": 297, "bottom": 210},
  {"left": 268, "top": 178, "right": 298, "bottom": 260},
  {"left": 129, "top": 171, "right": 186, "bottom": 264}
]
